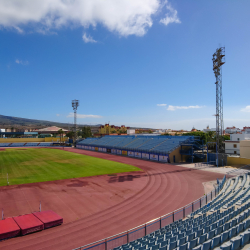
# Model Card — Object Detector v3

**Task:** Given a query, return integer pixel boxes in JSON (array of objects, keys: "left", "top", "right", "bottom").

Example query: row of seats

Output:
[
  {"left": 192, "top": 175, "right": 249, "bottom": 216},
  {"left": 78, "top": 136, "right": 192, "bottom": 154},
  {"left": 0, "top": 142, "right": 53, "bottom": 147},
  {"left": 0, "top": 143, "right": 11, "bottom": 147},
  {"left": 111, "top": 174, "right": 250, "bottom": 250}
]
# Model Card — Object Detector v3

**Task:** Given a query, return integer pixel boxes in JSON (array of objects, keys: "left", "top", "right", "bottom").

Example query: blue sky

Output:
[{"left": 0, "top": 0, "right": 249, "bottom": 130}]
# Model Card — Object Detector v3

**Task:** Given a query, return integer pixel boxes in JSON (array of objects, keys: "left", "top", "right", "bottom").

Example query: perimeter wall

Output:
[
  {"left": 227, "top": 156, "right": 250, "bottom": 166},
  {"left": 0, "top": 137, "right": 68, "bottom": 143}
]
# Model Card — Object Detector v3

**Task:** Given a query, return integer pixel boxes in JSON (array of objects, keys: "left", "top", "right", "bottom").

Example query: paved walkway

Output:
[{"left": 175, "top": 163, "right": 250, "bottom": 176}]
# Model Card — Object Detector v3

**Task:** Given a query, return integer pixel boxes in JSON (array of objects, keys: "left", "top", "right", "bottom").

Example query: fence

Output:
[{"left": 73, "top": 176, "right": 226, "bottom": 250}]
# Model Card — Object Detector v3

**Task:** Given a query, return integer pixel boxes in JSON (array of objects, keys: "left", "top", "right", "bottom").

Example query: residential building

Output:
[
  {"left": 225, "top": 126, "right": 241, "bottom": 134},
  {"left": 203, "top": 126, "right": 216, "bottom": 133},
  {"left": 225, "top": 134, "right": 250, "bottom": 155}
]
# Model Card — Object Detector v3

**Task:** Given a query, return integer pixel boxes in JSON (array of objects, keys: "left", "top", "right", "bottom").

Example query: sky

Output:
[{"left": 0, "top": 0, "right": 250, "bottom": 130}]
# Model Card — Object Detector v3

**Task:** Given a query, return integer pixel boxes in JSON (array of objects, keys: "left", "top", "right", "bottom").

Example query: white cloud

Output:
[
  {"left": 56, "top": 114, "right": 60, "bottom": 117},
  {"left": 160, "top": 4, "right": 181, "bottom": 26},
  {"left": 0, "top": 0, "right": 178, "bottom": 37},
  {"left": 67, "top": 113, "right": 102, "bottom": 118},
  {"left": 157, "top": 104, "right": 167, "bottom": 106},
  {"left": 167, "top": 105, "right": 203, "bottom": 111},
  {"left": 82, "top": 32, "right": 97, "bottom": 43},
  {"left": 13, "top": 26, "right": 24, "bottom": 33},
  {"left": 15, "top": 59, "right": 29, "bottom": 65},
  {"left": 241, "top": 106, "right": 250, "bottom": 112}
]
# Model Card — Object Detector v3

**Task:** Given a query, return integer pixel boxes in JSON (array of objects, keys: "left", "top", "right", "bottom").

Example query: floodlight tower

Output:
[
  {"left": 72, "top": 99, "right": 79, "bottom": 145},
  {"left": 212, "top": 47, "right": 225, "bottom": 152}
]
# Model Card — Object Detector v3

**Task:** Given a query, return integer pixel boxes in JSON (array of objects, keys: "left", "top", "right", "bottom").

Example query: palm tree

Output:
[{"left": 58, "top": 129, "right": 64, "bottom": 144}]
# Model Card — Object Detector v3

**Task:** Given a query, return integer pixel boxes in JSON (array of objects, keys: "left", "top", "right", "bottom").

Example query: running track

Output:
[{"left": 0, "top": 148, "right": 225, "bottom": 250}]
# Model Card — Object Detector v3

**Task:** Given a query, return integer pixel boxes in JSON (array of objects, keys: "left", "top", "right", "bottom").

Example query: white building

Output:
[
  {"left": 127, "top": 129, "right": 135, "bottom": 135},
  {"left": 225, "top": 134, "right": 250, "bottom": 155},
  {"left": 0, "top": 129, "right": 5, "bottom": 138},
  {"left": 225, "top": 126, "right": 241, "bottom": 134},
  {"left": 203, "top": 126, "right": 216, "bottom": 133},
  {"left": 242, "top": 127, "right": 250, "bottom": 134}
]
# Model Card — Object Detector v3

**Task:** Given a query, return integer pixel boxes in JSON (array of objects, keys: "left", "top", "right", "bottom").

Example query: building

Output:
[
  {"left": 203, "top": 126, "right": 216, "bottom": 133},
  {"left": 35, "top": 126, "right": 68, "bottom": 136},
  {"left": 240, "top": 140, "right": 250, "bottom": 159},
  {"left": 225, "top": 134, "right": 250, "bottom": 155},
  {"left": 98, "top": 124, "right": 129, "bottom": 135},
  {"left": 127, "top": 129, "right": 135, "bottom": 135},
  {"left": 225, "top": 126, "right": 241, "bottom": 134},
  {"left": 242, "top": 127, "right": 250, "bottom": 134}
]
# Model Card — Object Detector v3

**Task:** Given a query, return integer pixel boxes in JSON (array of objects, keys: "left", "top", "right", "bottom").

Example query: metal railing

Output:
[{"left": 72, "top": 176, "right": 226, "bottom": 250}]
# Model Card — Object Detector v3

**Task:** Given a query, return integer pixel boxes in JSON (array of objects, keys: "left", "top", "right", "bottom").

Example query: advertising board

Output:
[
  {"left": 103, "top": 148, "right": 107, "bottom": 152},
  {"left": 98, "top": 147, "right": 103, "bottom": 152},
  {"left": 128, "top": 151, "right": 135, "bottom": 157},
  {"left": 95, "top": 147, "right": 98, "bottom": 151},
  {"left": 150, "top": 154, "right": 158, "bottom": 161},
  {"left": 111, "top": 149, "right": 117, "bottom": 154},
  {"left": 134, "top": 152, "right": 141, "bottom": 158},
  {"left": 122, "top": 150, "right": 127, "bottom": 156},
  {"left": 142, "top": 153, "right": 149, "bottom": 160},
  {"left": 159, "top": 155, "right": 168, "bottom": 162}
]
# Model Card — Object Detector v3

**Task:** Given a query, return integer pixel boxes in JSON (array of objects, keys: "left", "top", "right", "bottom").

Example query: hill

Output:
[{"left": 0, "top": 114, "right": 97, "bottom": 129}]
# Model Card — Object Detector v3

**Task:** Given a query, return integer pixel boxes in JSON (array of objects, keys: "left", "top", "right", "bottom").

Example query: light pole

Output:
[
  {"left": 72, "top": 100, "right": 79, "bottom": 146},
  {"left": 212, "top": 47, "right": 225, "bottom": 153}
]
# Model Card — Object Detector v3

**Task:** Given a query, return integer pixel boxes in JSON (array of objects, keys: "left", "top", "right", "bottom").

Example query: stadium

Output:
[
  {"left": 0, "top": 137, "right": 250, "bottom": 250},
  {"left": 1, "top": 1, "right": 250, "bottom": 250}
]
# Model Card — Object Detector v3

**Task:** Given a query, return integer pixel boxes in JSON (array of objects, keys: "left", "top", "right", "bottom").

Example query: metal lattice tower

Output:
[
  {"left": 72, "top": 100, "right": 79, "bottom": 145},
  {"left": 212, "top": 47, "right": 225, "bottom": 152}
]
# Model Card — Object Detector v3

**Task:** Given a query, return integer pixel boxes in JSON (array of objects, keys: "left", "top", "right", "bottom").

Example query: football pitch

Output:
[{"left": 0, "top": 148, "right": 141, "bottom": 186}]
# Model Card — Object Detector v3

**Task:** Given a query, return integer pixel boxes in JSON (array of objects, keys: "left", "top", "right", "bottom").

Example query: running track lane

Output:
[{"left": 0, "top": 149, "right": 225, "bottom": 250}]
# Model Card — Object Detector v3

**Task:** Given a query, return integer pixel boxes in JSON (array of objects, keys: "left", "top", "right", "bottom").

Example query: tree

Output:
[
  {"left": 161, "top": 133, "right": 171, "bottom": 136},
  {"left": 207, "top": 131, "right": 216, "bottom": 142},
  {"left": 224, "top": 135, "right": 230, "bottom": 140},
  {"left": 82, "top": 126, "right": 92, "bottom": 138},
  {"left": 182, "top": 131, "right": 208, "bottom": 144},
  {"left": 66, "top": 131, "right": 74, "bottom": 139},
  {"left": 57, "top": 129, "right": 64, "bottom": 143}
]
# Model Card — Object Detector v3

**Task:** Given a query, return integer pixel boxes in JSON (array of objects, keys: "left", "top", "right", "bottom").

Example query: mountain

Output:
[{"left": 0, "top": 115, "right": 95, "bottom": 129}]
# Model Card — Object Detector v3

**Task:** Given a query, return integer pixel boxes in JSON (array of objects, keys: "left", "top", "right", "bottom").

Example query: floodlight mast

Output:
[
  {"left": 212, "top": 47, "right": 225, "bottom": 153},
  {"left": 72, "top": 100, "right": 79, "bottom": 145}
]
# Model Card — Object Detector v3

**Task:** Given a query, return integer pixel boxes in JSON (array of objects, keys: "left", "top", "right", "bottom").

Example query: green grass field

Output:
[{"left": 0, "top": 148, "right": 141, "bottom": 186}]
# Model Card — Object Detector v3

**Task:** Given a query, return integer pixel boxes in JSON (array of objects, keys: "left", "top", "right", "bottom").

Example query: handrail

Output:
[{"left": 72, "top": 176, "right": 226, "bottom": 250}]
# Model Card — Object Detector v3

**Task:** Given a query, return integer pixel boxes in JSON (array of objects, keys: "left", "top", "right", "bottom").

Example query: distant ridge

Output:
[
  {"left": 0, "top": 115, "right": 149, "bottom": 130},
  {"left": 0, "top": 114, "right": 95, "bottom": 128}
]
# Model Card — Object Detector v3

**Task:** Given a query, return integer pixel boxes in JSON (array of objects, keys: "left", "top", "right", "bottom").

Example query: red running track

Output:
[{"left": 0, "top": 149, "right": 225, "bottom": 250}]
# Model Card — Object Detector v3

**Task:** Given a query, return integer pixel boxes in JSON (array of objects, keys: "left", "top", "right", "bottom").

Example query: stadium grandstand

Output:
[
  {"left": 76, "top": 135, "right": 195, "bottom": 163},
  {"left": 74, "top": 174, "right": 250, "bottom": 250}
]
